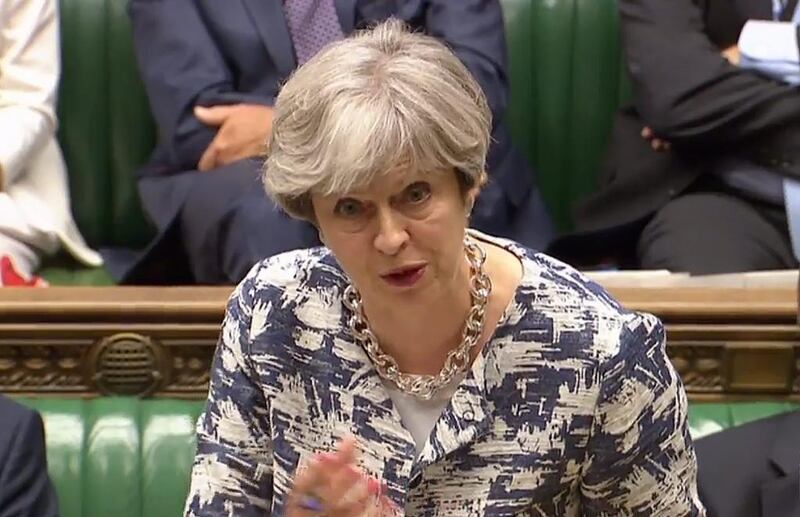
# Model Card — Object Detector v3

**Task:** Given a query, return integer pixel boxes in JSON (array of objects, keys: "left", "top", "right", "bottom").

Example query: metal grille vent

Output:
[{"left": 88, "top": 334, "right": 166, "bottom": 396}]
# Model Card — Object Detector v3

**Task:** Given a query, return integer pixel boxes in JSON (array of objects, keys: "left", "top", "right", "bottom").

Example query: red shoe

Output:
[{"left": 0, "top": 255, "right": 48, "bottom": 287}]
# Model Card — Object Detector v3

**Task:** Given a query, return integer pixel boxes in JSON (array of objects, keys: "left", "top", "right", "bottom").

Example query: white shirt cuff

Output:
[{"left": 739, "top": 20, "right": 800, "bottom": 63}]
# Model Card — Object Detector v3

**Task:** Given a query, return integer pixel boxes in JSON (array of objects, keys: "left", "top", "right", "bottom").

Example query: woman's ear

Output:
[{"left": 465, "top": 189, "right": 478, "bottom": 217}]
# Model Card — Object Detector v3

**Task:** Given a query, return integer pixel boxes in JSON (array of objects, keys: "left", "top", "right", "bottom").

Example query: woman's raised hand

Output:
[{"left": 286, "top": 437, "right": 398, "bottom": 516}]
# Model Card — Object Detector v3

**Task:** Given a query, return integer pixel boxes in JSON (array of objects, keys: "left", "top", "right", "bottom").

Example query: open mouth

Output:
[{"left": 381, "top": 265, "right": 426, "bottom": 287}]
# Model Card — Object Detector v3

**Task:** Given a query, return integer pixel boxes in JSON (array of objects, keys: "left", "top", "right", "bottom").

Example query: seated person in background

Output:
[
  {"left": 0, "top": 395, "right": 59, "bottom": 516},
  {"left": 184, "top": 22, "right": 703, "bottom": 516},
  {"left": 549, "top": 0, "right": 800, "bottom": 275},
  {"left": 694, "top": 410, "right": 800, "bottom": 516},
  {"left": 0, "top": 0, "right": 102, "bottom": 286},
  {"left": 125, "top": 0, "right": 554, "bottom": 286}
]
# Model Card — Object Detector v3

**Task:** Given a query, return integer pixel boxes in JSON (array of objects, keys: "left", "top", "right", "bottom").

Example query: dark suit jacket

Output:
[
  {"left": 694, "top": 411, "right": 800, "bottom": 517},
  {"left": 0, "top": 396, "right": 59, "bottom": 517},
  {"left": 549, "top": 0, "right": 800, "bottom": 266},
  {"left": 123, "top": 0, "right": 554, "bottom": 283}
]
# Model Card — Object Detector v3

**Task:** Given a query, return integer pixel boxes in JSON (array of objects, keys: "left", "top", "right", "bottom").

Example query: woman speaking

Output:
[{"left": 184, "top": 21, "right": 704, "bottom": 516}]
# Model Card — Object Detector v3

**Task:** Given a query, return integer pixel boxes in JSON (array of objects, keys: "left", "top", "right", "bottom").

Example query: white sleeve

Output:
[
  {"left": 0, "top": 0, "right": 59, "bottom": 188},
  {"left": 739, "top": 20, "right": 800, "bottom": 64}
]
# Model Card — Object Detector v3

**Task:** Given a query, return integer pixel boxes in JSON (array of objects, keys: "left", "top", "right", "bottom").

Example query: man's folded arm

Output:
[
  {"left": 129, "top": 0, "right": 273, "bottom": 172},
  {"left": 620, "top": 0, "right": 800, "bottom": 170}
]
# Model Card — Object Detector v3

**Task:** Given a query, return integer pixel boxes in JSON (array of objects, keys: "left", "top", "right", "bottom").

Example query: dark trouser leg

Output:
[
  {"left": 179, "top": 159, "right": 319, "bottom": 284},
  {"left": 637, "top": 192, "right": 797, "bottom": 274}
]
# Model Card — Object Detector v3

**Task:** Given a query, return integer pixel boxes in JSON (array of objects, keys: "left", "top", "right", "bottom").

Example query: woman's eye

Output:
[
  {"left": 334, "top": 199, "right": 363, "bottom": 217},
  {"left": 404, "top": 182, "right": 431, "bottom": 204}
]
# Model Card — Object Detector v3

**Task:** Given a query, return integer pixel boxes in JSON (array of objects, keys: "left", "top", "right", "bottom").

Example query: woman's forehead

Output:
[
  {"left": 343, "top": 167, "right": 451, "bottom": 196},
  {"left": 315, "top": 166, "right": 447, "bottom": 198}
]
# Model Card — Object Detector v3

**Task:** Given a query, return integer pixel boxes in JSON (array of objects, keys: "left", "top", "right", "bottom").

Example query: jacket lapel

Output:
[
  {"left": 760, "top": 412, "right": 800, "bottom": 517},
  {"left": 412, "top": 345, "right": 499, "bottom": 478},
  {"left": 327, "top": 334, "right": 418, "bottom": 496},
  {"left": 240, "top": 0, "right": 296, "bottom": 75}
]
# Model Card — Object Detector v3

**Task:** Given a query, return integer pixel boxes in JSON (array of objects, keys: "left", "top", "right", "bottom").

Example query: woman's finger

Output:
[
  {"left": 335, "top": 436, "right": 359, "bottom": 465},
  {"left": 314, "top": 438, "right": 360, "bottom": 507},
  {"left": 328, "top": 469, "right": 373, "bottom": 516},
  {"left": 286, "top": 456, "right": 328, "bottom": 516}
]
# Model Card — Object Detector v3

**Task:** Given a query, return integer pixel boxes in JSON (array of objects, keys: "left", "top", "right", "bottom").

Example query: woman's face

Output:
[{"left": 312, "top": 168, "right": 474, "bottom": 310}]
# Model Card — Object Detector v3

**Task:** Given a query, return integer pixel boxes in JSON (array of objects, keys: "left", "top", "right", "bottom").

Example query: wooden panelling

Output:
[{"left": 0, "top": 285, "right": 797, "bottom": 399}]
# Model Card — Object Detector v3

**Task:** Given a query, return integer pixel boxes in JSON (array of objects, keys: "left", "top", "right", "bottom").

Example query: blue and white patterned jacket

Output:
[{"left": 185, "top": 236, "right": 704, "bottom": 516}]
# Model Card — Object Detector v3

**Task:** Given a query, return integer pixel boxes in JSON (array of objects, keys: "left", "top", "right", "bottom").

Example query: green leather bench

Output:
[
  {"left": 44, "top": 0, "right": 624, "bottom": 285},
  {"left": 16, "top": 397, "right": 800, "bottom": 517},
  {"left": 41, "top": 0, "right": 156, "bottom": 285}
]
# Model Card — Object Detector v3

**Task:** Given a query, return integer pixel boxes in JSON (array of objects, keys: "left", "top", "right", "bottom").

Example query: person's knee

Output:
[{"left": 637, "top": 194, "right": 792, "bottom": 274}]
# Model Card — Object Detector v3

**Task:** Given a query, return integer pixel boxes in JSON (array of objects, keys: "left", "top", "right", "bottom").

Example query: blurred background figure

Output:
[
  {"left": 694, "top": 409, "right": 800, "bottom": 516},
  {"left": 123, "top": 0, "right": 554, "bottom": 285},
  {"left": 0, "top": 394, "right": 59, "bottom": 516},
  {"left": 550, "top": 0, "right": 800, "bottom": 275},
  {"left": 0, "top": 0, "right": 101, "bottom": 286}
]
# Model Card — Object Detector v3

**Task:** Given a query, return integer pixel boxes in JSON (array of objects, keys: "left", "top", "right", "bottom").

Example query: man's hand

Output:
[
  {"left": 194, "top": 104, "right": 274, "bottom": 171},
  {"left": 721, "top": 45, "right": 741, "bottom": 66},
  {"left": 641, "top": 126, "right": 671, "bottom": 152}
]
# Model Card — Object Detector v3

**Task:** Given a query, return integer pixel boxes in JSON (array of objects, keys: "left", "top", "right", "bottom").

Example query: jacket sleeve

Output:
[
  {"left": 0, "top": 405, "right": 60, "bottom": 517},
  {"left": 620, "top": 0, "right": 800, "bottom": 172},
  {"left": 184, "top": 266, "right": 274, "bottom": 517},
  {"left": 128, "top": 0, "right": 274, "bottom": 172},
  {"left": 424, "top": 0, "right": 509, "bottom": 127},
  {"left": 0, "top": 0, "right": 59, "bottom": 188},
  {"left": 580, "top": 313, "right": 705, "bottom": 516}
]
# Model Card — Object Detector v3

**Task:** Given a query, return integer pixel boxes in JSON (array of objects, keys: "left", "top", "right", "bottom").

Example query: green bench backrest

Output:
[
  {"left": 58, "top": 0, "right": 155, "bottom": 249},
  {"left": 21, "top": 398, "right": 203, "bottom": 517},
  {"left": 501, "top": 0, "right": 631, "bottom": 230}
]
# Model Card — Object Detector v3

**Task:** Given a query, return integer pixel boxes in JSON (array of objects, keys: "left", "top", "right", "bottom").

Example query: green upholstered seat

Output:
[
  {"left": 500, "top": 0, "right": 631, "bottom": 231},
  {"left": 688, "top": 401, "right": 800, "bottom": 439},
  {"left": 20, "top": 398, "right": 204, "bottom": 517},
  {"left": 15, "top": 398, "right": 800, "bottom": 517},
  {"left": 42, "top": 0, "right": 157, "bottom": 284}
]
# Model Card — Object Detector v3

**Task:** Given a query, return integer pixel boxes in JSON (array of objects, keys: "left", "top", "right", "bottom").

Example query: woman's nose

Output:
[{"left": 373, "top": 208, "right": 409, "bottom": 256}]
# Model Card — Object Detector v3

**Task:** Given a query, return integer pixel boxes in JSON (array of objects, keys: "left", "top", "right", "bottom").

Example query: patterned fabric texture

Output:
[{"left": 184, "top": 233, "right": 705, "bottom": 516}]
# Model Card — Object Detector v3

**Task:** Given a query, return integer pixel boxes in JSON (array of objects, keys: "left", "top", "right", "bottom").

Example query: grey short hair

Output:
[{"left": 263, "top": 19, "right": 491, "bottom": 221}]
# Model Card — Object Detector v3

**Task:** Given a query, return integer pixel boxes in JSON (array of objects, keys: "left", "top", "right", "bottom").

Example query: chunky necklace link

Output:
[{"left": 343, "top": 237, "right": 492, "bottom": 400}]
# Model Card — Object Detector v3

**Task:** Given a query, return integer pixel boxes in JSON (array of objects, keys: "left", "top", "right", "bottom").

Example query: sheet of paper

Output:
[{"left": 583, "top": 269, "right": 798, "bottom": 289}]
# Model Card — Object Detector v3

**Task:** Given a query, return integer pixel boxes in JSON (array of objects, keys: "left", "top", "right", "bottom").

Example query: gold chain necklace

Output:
[{"left": 343, "top": 237, "right": 492, "bottom": 400}]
